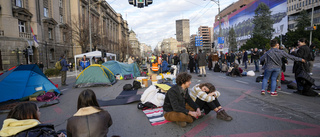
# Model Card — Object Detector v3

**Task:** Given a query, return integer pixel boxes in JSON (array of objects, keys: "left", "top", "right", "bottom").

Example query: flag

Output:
[{"left": 30, "top": 26, "right": 39, "bottom": 47}]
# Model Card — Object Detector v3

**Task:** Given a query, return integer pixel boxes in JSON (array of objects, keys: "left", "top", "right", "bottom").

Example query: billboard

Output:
[{"left": 213, "top": 0, "right": 287, "bottom": 44}]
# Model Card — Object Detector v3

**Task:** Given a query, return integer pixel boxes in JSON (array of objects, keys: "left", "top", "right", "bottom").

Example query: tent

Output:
[
  {"left": 102, "top": 61, "right": 140, "bottom": 78},
  {"left": 74, "top": 51, "right": 116, "bottom": 76},
  {"left": 0, "top": 64, "right": 60, "bottom": 103},
  {"left": 75, "top": 64, "right": 116, "bottom": 88}
]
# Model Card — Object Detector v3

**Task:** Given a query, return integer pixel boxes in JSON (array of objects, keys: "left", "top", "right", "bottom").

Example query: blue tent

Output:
[
  {"left": 102, "top": 61, "right": 140, "bottom": 77},
  {"left": 0, "top": 64, "right": 60, "bottom": 103}
]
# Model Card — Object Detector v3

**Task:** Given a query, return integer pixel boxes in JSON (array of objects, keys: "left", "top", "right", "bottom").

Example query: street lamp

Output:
[{"left": 310, "top": 1, "right": 315, "bottom": 46}]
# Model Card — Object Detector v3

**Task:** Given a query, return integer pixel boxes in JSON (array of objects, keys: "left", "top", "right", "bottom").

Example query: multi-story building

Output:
[
  {"left": 175, "top": 19, "right": 190, "bottom": 43},
  {"left": 129, "top": 30, "right": 140, "bottom": 57},
  {"left": 161, "top": 37, "right": 186, "bottom": 54},
  {"left": 0, "top": 0, "right": 129, "bottom": 70},
  {"left": 140, "top": 43, "right": 152, "bottom": 58},
  {"left": 198, "top": 26, "right": 212, "bottom": 53},
  {"left": 287, "top": 0, "right": 320, "bottom": 30},
  {"left": 0, "top": 0, "right": 73, "bottom": 70}
]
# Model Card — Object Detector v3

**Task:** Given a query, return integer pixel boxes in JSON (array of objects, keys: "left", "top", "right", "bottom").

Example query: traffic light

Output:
[
  {"left": 145, "top": 0, "right": 152, "bottom": 6},
  {"left": 137, "top": 0, "right": 144, "bottom": 8},
  {"left": 313, "top": 26, "right": 317, "bottom": 30},
  {"left": 212, "top": 43, "right": 215, "bottom": 48},
  {"left": 128, "top": 0, "right": 136, "bottom": 6}
]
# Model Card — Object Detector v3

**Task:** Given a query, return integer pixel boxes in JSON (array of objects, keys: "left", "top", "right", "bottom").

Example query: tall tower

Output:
[{"left": 175, "top": 19, "right": 190, "bottom": 43}]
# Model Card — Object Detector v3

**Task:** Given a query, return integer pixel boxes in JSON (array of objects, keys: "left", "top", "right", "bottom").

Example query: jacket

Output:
[
  {"left": 163, "top": 85, "right": 199, "bottom": 115},
  {"left": 60, "top": 58, "right": 68, "bottom": 71},
  {"left": 180, "top": 50, "right": 189, "bottom": 64},
  {"left": 243, "top": 51, "right": 248, "bottom": 62},
  {"left": 212, "top": 54, "right": 219, "bottom": 62},
  {"left": 173, "top": 56, "right": 179, "bottom": 65},
  {"left": 197, "top": 52, "right": 207, "bottom": 66},
  {"left": 189, "top": 84, "right": 220, "bottom": 102},
  {"left": 291, "top": 45, "right": 310, "bottom": 73},
  {"left": 80, "top": 58, "right": 90, "bottom": 69},
  {"left": 140, "top": 85, "right": 165, "bottom": 107},
  {"left": 251, "top": 51, "right": 260, "bottom": 60},
  {"left": 0, "top": 119, "right": 57, "bottom": 137},
  {"left": 260, "top": 48, "right": 302, "bottom": 70},
  {"left": 67, "top": 106, "right": 113, "bottom": 137}
]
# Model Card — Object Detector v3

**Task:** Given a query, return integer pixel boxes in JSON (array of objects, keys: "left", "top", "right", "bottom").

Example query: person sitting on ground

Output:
[
  {"left": 0, "top": 102, "right": 65, "bottom": 137},
  {"left": 67, "top": 89, "right": 113, "bottom": 136},
  {"left": 189, "top": 83, "right": 232, "bottom": 121},
  {"left": 231, "top": 64, "right": 242, "bottom": 77},
  {"left": 163, "top": 72, "right": 202, "bottom": 127}
]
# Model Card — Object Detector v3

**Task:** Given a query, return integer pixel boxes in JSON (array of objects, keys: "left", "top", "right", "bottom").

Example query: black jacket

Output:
[
  {"left": 291, "top": 45, "right": 310, "bottom": 73},
  {"left": 252, "top": 51, "right": 260, "bottom": 60},
  {"left": 13, "top": 124, "right": 57, "bottom": 137},
  {"left": 173, "top": 56, "right": 179, "bottom": 65},
  {"left": 163, "top": 85, "right": 199, "bottom": 115}
]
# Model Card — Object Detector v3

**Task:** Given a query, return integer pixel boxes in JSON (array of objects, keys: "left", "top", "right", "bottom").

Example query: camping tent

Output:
[
  {"left": 74, "top": 51, "right": 117, "bottom": 76},
  {"left": 0, "top": 64, "right": 60, "bottom": 103},
  {"left": 75, "top": 64, "right": 116, "bottom": 88},
  {"left": 102, "top": 61, "right": 140, "bottom": 78}
]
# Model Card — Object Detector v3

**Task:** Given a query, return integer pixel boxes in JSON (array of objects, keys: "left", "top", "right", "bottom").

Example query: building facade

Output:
[
  {"left": 287, "top": 0, "right": 320, "bottom": 30},
  {"left": 0, "top": 0, "right": 128, "bottom": 71},
  {"left": 198, "top": 26, "right": 212, "bottom": 53},
  {"left": 160, "top": 37, "right": 186, "bottom": 54},
  {"left": 129, "top": 30, "right": 140, "bottom": 57},
  {"left": 175, "top": 19, "right": 190, "bottom": 43}
]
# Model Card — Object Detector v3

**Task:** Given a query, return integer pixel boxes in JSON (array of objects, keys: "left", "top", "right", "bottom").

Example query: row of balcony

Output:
[{"left": 0, "top": 31, "right": 36, "bottom": 40}]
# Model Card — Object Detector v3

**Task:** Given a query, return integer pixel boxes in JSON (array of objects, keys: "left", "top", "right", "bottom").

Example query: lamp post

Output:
[
  {"left": 310, "top": 1, "right": 315, "bottom": 46},
  {"left": 45, "top": 41, "right": 48, "bottom": 69}
]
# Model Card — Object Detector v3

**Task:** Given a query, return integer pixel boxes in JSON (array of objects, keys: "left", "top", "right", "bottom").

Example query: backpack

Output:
[
  {"left": 55, "top": 59, "right": 62, "bottom": 70},
  {"left": 213, "top": 63, "right": 221, "bottom": 72},
  {"left": 133, "top": 80, "right": 142, "bottom": 90},
  {"left": 123, "top": 84, "right": 133, "bottom": 91}
]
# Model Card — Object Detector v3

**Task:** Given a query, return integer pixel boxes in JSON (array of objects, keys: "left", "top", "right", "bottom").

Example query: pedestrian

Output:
[
  {"left": 252, "top": 48, "right": 260, "bottom": 72},
  {"left": 69, "top": 62, "right": 73, "bottom": 72},
  {"left": 219, "top": 51, "right": 226, "bottom": 70},
  {"left": 161, "top": 51, "right": 168, "bottom": 62},
  {"left": 80, "top": 55, "right": 90, "bottom": 70},
  {"left": 67, "top": 89, "right": 112, "bottom": 136},
  {"left": 60, "top": 55, "right": 69, "bottom": 86},
  {"left": 197, "top": 49, "right": 207, "bottom": 77},
  {"left": 242, "top": 50, "right": 248, "bottom": 70},
  {"left": 163, "top": 72, "right": 202, "bottom": 127},
  {"left": 168, "top": 53, "right": 173, "bottom": 64},
  {"left": 0, "top": 102, "right": 66, "bottom": 137},
  {"left": 250, "top": 48, "right": 254, "bottom": 65},
  {"left": 208, "top": 53, "right": 213, "bottom": 70},
  {"left": 291, "top": 38, "right": 315, "bottom": 96},
  {"left": 229, "top": 50, "right": 236, "bottom": 66},
  {"left": 179, "top": 49, "right": 189, "bottom": 73},
  {"left": 260, "top": 39, "right": 305, "bottom": 96},
  {"left": 237, "top": 51, "right": 242, "bottom": 64},
  {"left": 189, "top": 53, "right": 195, "bottom": 73},
  {"left": 189, "top": 83, "right": 232, "bottom": 121},
  {"left": 212, "top": 51, "right": 219, "bottom": 65},
  {"left": 39, "top": 61, "right": 44, "bottom": 72}
]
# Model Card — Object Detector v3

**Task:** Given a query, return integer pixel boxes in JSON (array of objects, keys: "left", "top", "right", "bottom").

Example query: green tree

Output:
[
  {"left": 252, "top": 2, "right": 274, "bottom": 39},
  {"left": 295, "top": 10, "right": 310, "bottom": 31},
  {"left": 240, "top": 35, "right": 269, "bottom": 50},
  {"left": 228, "top": 28, "right": 237, "bottom": 51}
]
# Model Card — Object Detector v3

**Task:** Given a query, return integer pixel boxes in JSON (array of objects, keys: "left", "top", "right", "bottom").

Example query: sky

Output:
[{"left": 105, "top": 0, "right": 238, "bottom": 50}]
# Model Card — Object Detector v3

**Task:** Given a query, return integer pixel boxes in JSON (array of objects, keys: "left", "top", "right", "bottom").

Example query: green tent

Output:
[{"left": 75, "top": 64, "right": 116, "bottom": 88}]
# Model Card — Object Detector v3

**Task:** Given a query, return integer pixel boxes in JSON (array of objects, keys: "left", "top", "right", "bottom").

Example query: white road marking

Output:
[
  {"left": 218, "top": 76, "right": 226, "bottom": 79},
  {"left": 278, "top": 91, "right": 292, "bottom": 94},
  {"left": 235, "top": 80, "right": 249, "bottom": 84},
  {"left": 60, "top": 88, "right": 68, "bottom": 91}
]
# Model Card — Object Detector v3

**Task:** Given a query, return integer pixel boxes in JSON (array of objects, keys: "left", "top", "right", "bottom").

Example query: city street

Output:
[{"left": 1, "top": 57, "right": 320, "bottom": 137}]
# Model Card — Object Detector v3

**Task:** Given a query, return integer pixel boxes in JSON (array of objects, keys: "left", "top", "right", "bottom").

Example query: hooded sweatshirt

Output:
[{"left": 0, "top": 119, "right": 40, "bottom": 136}]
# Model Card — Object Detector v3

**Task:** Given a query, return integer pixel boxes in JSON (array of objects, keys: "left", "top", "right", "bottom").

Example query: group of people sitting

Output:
[{"left": 0, "top": 89, "right": 113, "bottom": 137}]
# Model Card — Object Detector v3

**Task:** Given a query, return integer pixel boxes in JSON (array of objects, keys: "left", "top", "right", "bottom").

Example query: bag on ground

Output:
[{"left": 123, "top": 84, "right": 133, "bottom": 91}]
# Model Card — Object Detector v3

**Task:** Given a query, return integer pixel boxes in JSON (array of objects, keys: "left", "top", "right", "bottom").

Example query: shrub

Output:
[{"left": 45, "top": 68, "right": 60, "bottom": 77}]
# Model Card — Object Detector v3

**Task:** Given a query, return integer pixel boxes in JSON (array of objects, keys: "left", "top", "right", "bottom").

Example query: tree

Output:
[
  {"left": 252, "top": 2, "right": 274, "bottom": 39},
  {"left": 240, "top": 35, "right": 269, "bottom": 50},
  {"left": 295, "top": 10, "right": 310, "bottom": 31},
  {"left": 228, "top": 28, "right": 237, "bottom": 51}
]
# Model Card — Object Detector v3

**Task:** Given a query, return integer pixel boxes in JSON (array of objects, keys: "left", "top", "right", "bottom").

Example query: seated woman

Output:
[
  {"left": 67, "top": 89, "right": 113, "bottom": 137},
  {"left": 0, "top": 102, "right": 65, "bottom": 137},
  {"left": 189, "top": 83, "right": 233, "bottom": 121},
  {"left": 231, "top": 64, "right": 242, "bottom": 77}
]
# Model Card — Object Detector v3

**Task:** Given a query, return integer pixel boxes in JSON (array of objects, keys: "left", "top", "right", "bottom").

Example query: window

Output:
[
  {"left": 63, "top": 33, "right": 66, "bottom": 42},
  {"left": 303, "top": 1, "right": 304, "bottom": 6},
  {"left": 16, "top": 0, "right": 23, "bottom": 7},
  {"left": 44, "top": 8, "right": 49, "bottom": 17},
  {"left": 300, "top": 2, "right": 301, "bottom": 7},
  {"left": 309, "top": 0, "right": 311, "bottom": 4},
  {"left": 59, "top": 0, "right": 63, "bottom": 8},
  {"left": 18, "top": 20, "right": 25, "bottom": 32},
  {"left": 306, "top": 0, "right": 308, "bottom": 5},
  {"left": 48, "top": 28, "right": 52, "bottom": 39},
  {"left": 60, "top": 15, "right": 63, "bottom": 23}
]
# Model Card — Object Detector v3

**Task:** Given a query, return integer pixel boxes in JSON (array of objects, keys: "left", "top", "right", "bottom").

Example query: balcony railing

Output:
[
  {"left": 0, "top": 30, "right": 4, "bottom": 36},
  {"left": 19, "top": 32, "right": 32, "bottom": 39}
]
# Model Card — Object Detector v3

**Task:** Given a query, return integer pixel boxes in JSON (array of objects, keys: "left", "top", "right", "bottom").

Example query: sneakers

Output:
[
  {"left": 176, "top": 121, "right": 187, "bottom": 127},
  {"left": 267, "top": 90, "right": 270, "bottom": 94},
  {"left": 261, "top": 90, "right": 265, "bottom": 95},
  {"left": 271, "top": 92, "right": 278, "bottom": 96},
  {"left": 216, "top": 111, "right": 232, "bottom": 121}
]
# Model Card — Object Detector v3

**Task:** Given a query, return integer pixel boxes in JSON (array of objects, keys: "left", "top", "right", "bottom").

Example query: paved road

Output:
[{"left": 1, "top": 57, "right": 320, "bottom": 137}]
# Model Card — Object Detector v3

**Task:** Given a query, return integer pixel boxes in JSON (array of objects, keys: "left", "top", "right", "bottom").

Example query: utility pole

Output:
[{"left": 310, "top": 1, "right": 314, "bottom": 46}]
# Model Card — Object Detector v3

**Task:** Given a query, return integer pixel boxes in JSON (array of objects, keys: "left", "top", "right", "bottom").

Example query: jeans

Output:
[
  {"left": 195, "top": 98, "right": 221, "bottom": 114},
  {"left": 254, "top": 60, "right": 260, "bottom": 71},
  {"left": 243, "top": 61, "right": 247, "bottom": 69},
  {"left": 195, "top": 63, "right": 199, "bottom": 74},
  {"left": 181, "top": 64, "right": 188, "bottom": 73},
  {"left": 261, "top": 68, "right": 280, "bottom": 92}
]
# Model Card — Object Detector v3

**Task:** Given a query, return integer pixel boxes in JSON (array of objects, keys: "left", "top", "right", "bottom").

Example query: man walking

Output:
[
  {"left": 197, "top": 49, "right": 207, "bottom": 77},
  {"left": 180, "top": 49, "right": 189, "bottom": 73},
  {"left": 163, "top": 72, "right": 201, "bottom": 127},
  {"left": 60, "top": 55, "right": 68, "bottom": 86},
  {"left": 252, "top": 48, "right": 260, "bottom": 72}
]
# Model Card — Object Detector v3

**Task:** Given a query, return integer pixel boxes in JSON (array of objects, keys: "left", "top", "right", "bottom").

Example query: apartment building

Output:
[
  {"left": 176, "top": 19, "right": 190, "bottom": 43},
  {"left": 198, "top": 26, "right": 212, "bottom": 53}
]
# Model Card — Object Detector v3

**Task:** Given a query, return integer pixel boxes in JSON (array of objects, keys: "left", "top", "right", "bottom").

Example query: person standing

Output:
[
  {"left": 260, "top": 39, "right": 304, "bottom": 96},
  {"left": 163, "top": 73, "right": 201, "bottom": 127},
  {"left": 168, "top": 53, "right": 173, "bottom": 64},
  {"left": 252, "top": 48, "right": 260, "bottom": 72},
  {"left": 39, "top": 61, "right": 44, "bottom": 72},
  {"left": 80, "top": 55, "right": 90, "bottom": 70},
  {"left": 197, "top": 49, "right": 207, "bottom": 77},
  {"left": 237, "top": 51, "right": 242, "bottom": 64},
  {"left": 212, "top": 51, "right": 219, "bottom": 65},
  {"left": 242, "top": 50, "right": 248, "bottom": 70},
  {"left": 208, "top": 53, "right": 213, "bottom": 70},
  {"left": 229, "top": 50, "right": 236, "bottom": 66},
  {"left": 180, "top": 49, "right": 189, "bottom": 73},
  {"left": 189, "top": 53, "right": 195, "bottom": 73},
  {"left": 60, "top": 55, "right": 68, "bottom": 86},
  {"left": 161, "top": 51, "right": 168, "bottom": 62}
]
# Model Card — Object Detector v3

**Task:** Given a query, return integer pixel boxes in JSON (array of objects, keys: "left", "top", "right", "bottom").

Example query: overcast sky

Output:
[{"left": 106, "top": 0, "right": 238, "bottom": 49}]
